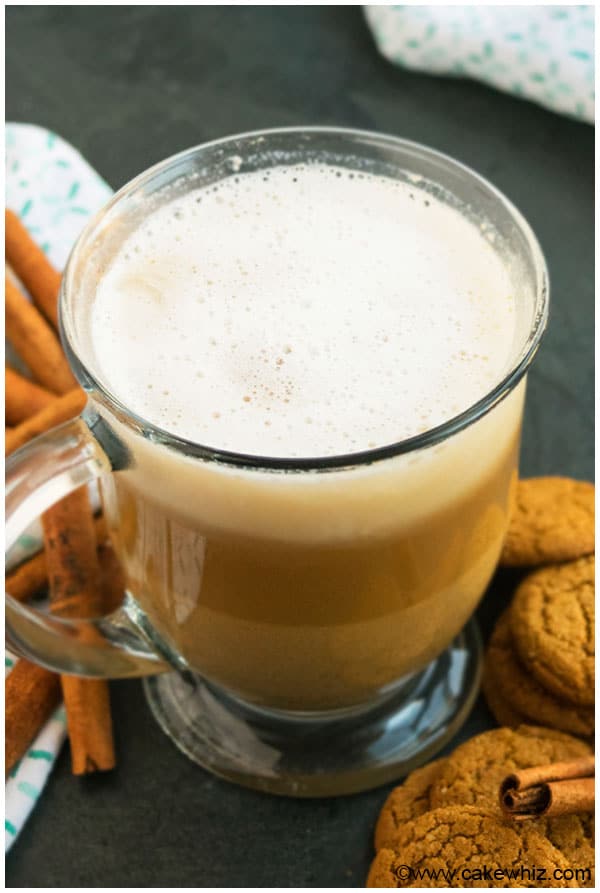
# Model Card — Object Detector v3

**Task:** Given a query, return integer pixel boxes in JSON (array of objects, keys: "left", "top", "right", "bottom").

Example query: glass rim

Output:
[{"left": 60, "top": 125, "right": 549, "bottom": 473}]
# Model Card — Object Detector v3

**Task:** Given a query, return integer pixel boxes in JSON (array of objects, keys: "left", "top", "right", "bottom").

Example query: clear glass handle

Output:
[{"left": 6, "top": 414, "right": 168, "bottom": 678}]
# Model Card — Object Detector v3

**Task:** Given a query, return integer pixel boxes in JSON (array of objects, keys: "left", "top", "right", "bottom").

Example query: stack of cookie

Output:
[
  {"left": 369, "top": 726, "right": 594, "bottom": 887},
  {"left": 367, "top": 478, "right": 595, "bottom": 887},
  {"left": 484, "top": 477, "right": 594, "bottom": 737}
]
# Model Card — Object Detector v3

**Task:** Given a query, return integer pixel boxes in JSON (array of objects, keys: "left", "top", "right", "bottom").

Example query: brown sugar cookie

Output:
[
  {"left": 430, "top": 725, "right": 592, "bottom": 811},
  {"left": 427, "top": 727, "right": 593, "bottom": 882},
  {"left": 546, "top": 814, "right": 594, "bottom": 885},
  {"left": 458, "top": 677, "right": 593, "bottom": 878},
  {"left": 367, "top": 806, "right": 575, "bottom": 888},
  {"left": 484, "top": 611, "right": 594, "bottom": 737},
  {"left": 500, "top": 477, "right": 594, "bottom": 568},
  {"left": 510, "top": 556, "right": 595, "bottom": 707},
  {"left": 374, "top": 758, "right": 446, "bottom": 851},
  {"left": 481, "top": 661, "right": 529, "bottom": 728}
]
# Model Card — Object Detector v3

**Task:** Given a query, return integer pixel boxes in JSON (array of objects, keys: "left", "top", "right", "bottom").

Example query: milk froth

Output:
[{"left": 90, "top": 164, "right": 516, "bottom": 457}]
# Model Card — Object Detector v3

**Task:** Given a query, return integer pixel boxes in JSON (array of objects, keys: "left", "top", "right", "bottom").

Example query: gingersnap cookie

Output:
[
  {"left": 481, "top": 661, "right": 529, "bottom": 728},
  {"left": 367, "top": 806, "right": 575, "bottom": 888},
  {"left": 546, "top": 814, "right": 594, "bottom": 885},
  {"left": 374, "top": 758, "right": 446, "bottom": 851},
  {"left": 510, "top": 556, "right": 595, "bottom": 707},
  {"left": 447, "top": 687, "right": 593, "bottom": 879},
  {"left": 500, "top": 477, "right": 594, "bottom": 568},
  {"left": 430, "top": 726, "right": 592, "bottom": 811},
  {"left": 484, "top": 611, "right": 594, "bottom": 737},
  {"left": 427, "top": 728, "right": 593, "bottom": 882}
]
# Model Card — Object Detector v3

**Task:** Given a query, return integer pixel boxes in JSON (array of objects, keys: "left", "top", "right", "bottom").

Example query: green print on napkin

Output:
[{"left": 365, "top": 6, "right": 594, "bottom": 123}]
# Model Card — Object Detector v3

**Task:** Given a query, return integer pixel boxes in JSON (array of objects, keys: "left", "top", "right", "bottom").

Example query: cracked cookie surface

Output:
[
  {"left": 374, "top": 758, "right": 446, "bottom": 851},
  {"left": 510, "top": 556, "right": 595, "bottom": 707},
  {"left": 428, "top": 727, "right": 593, "bottom": 878},
  {"left": 430, "top": 726, "right": 592, "bottom": 812},
  {"left": 500, "top": 478, "right": 594, "bottom": 568},
  {"left": 367, "top": 806, "right": 575, "bottom": 887},
  {"left": 546, "top": 813, "right": 594, "bottom": 885}
]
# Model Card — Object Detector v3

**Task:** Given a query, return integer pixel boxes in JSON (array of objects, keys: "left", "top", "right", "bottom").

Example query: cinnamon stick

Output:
[
  {"left": 5, "top": 659, "right": 61, "bottom": 775},
  {"left": 5, "top": 209, "right": 62, "bottom": 328},
  {"left": 6, "top": 514, "right": 109, "bottom": 602},
  {"left": 43, "top": 488, "right": 115, "bottom": 774},
  {"left": 5, "top": 550, "right": 48, "bottom": 602},
  {"left": 5, "top": 388, "right": 86, "bottom": 455},
  {"left": 500, "top": 756, "right": 595, "bottom": 820},
  {"left": 5, "top": 275, "right": 77, "bottom": 394},
  {"left": 98, "top": 540, "right": 127, "bottom": 613},
  {"left": 6, "top": 366, "right": 54, "bottom": 424}
]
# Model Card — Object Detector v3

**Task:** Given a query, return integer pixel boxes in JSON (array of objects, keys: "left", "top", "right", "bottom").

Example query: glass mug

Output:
[{"left": 6, "top": 129, "right": 548, "bottom": 796}]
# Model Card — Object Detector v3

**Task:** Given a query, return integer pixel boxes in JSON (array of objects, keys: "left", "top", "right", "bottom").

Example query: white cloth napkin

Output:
[
  {"left": 365, "top": 5, "right": 594, "bottom": 123},
  {"left": 5, "top": 123, "right": 112, "bottom": 851}
]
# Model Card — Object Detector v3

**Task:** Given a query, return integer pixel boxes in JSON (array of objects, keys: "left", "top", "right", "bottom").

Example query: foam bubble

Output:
[{"left": 90, "top": 164, "right": 516, "bottom": 457}]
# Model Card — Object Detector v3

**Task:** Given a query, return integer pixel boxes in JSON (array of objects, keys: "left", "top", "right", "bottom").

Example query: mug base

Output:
[{"left": 142, "top": 618, "right": 481, "bottom": 797}]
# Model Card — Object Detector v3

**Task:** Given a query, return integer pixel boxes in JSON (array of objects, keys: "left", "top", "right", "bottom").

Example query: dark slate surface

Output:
[{"left": 6, "top": 6, "right": 593, "bottom": 888}]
